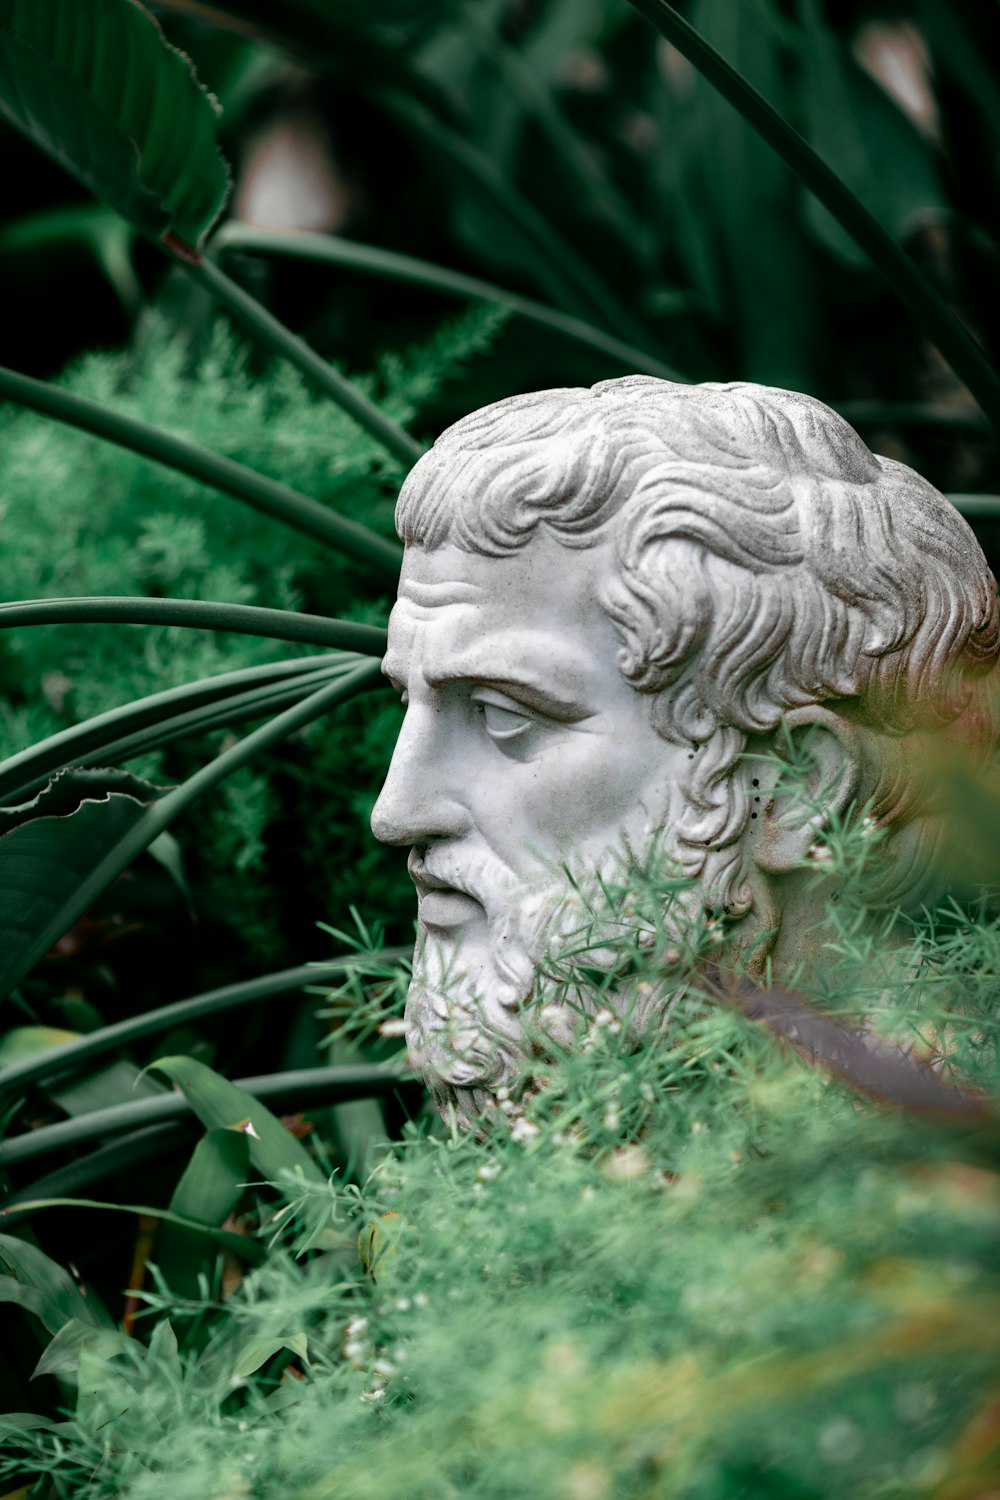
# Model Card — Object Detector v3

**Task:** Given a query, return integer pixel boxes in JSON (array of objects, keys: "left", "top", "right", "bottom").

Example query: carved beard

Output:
[{"left": 403, "top": 798, "right": 713, "bottom": 1128}]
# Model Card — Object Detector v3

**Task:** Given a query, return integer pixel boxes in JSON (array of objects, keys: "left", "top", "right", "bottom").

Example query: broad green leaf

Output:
[
  {"left": 799, "top": 0, "right": 945, "bottom": 268},
  {"left": 0, "top": 1232, "right": 111, "bottom": 1333},
  {"left": 0, "top": 768, "right": 169, "bottom": 1003},
  {"left": 0, "top": 0, "right": 230, "bottom": 252},
  {"left": 150, "top": 1056, "right": 325, "bottom": 1185},
  {"left": 157, "top": 1126, "right": 250, "bottom": 1296}
]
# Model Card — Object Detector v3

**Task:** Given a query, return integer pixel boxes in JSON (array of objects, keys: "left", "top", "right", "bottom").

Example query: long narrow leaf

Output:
[
  {"left": 0, "top": 597, "right": 388, "bottom": 651},
  {"left": 157, "top": 1126, "right": 251, "bottom": 1295},
  {"left": 0, "top": 653, "right": 352, "bottom": 807},
  {"left": 0, "top": 953, "right": 408, "bottom": 1095},
  {"left": 185, "top": 257, "right": 423, "bottom": 468},
  {"left": 0, "top": 1232, "right": 111, "bottom": 1332},
  {"left": 0, "top": 1064, "right": 413, "bottom": 1169},
  {"left": 0, "top": 667, "right": 358, "bottom": 807},
  {"left": 0, "top": 363, "right": 403, "bottom": 573},
  {"left": 1, "top": 1201, "right": 265, "bottom": 1263},
  {"left": 151, "top": 1055, "right": 323, "bottom": 1185},
  {"left": 626, "top": 0, "right": 1000, "bottom": 427},
  {"left": 213, "top": 224, "right": 688, "bottom": 381}
]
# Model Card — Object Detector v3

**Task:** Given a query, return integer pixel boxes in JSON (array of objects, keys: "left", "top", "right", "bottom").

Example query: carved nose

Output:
[{"left": 370, "top": 708, "right": 470, "bottom": 847}]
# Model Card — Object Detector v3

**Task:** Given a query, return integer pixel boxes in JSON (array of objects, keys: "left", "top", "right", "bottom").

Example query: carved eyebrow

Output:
[{"left": 437, "top": 673, "right": 593, "bottom": 722}]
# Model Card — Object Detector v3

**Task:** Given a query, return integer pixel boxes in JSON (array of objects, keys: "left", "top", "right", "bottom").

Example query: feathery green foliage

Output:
[{"left": 3, "top": 809, "right": 999, "bottom": 1498}]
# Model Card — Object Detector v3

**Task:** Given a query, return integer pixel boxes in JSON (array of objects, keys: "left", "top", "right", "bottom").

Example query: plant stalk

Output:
[
  {"left": 0, "top": 1063, "right": 414, "bottom": 1169},
  {"left": 0, "top": 597, "right": 389, "bottom": 652},
  {"left": 184, "top": 255, "right": 424, "bottom": 467},
  {"left": 0, "top": 953, "right": 409, "bottom": 1095},
  {"left": 0, "top": 363, "right": 403, "bottom": 574},
  {"left": 213, "top": 224, "right": 688, "bottom": 381}
]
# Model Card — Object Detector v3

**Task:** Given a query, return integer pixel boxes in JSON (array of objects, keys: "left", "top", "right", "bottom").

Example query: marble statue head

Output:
[{"left": 371, "top": 376, "right": 1000, "bottom": 1123}]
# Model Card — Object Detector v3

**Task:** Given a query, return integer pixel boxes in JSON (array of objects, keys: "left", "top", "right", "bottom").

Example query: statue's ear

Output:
[{"left": 749, "top": 707, "right": 860, "bottom": 874}]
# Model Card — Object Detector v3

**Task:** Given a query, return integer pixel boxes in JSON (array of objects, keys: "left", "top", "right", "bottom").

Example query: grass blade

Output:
[
  {"left": 214, "top": 224, "right": 688, "bottom": 381},
  {"left": 0, "top": 362, "right": 403, "bottom": 574},
  {"left": 157, "top": 1126, "right": 251, "bottom": 1295},
  {"left": 626, "top": 0, "right": 1000, "bottom": 427},
  {"left": 0, "top": 1064, "right": 413, "bottom": 1169}
]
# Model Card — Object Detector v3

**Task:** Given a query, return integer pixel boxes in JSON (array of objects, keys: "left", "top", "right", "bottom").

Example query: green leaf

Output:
[
  {"left": 0, "top": 0, "right": 230, "bottom": 253},
  {"left": 798, "top": 0, "right": 945, "bottom": 267},
  {"left": 0, "top": 768, "right": 169, "bottom": 1003},
  {"left": 48, "top": 1057, "right": 167, "bottom": 1119},
  {"left": 627, "top": 0, "right": 1000, "bottom": 427},
  {"left": 0, "top": 1410, "right": 64, "bottom": 1438},
  {"left": 0, "top": 1233, "right": 111, "bottom": 1333},
  {"left": 32, "top": 1317, "right": 132, "bottom": 1381},
  {"left": 150, "top": 1056, "right": 325, "bottom": 1185},
  {"left": 157, "top": 1126, "right": 250, "bottom": 1296}
]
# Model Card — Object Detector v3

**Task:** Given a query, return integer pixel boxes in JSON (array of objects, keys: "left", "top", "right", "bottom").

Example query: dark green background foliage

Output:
[{"left": 1, "top": 0, "right": 999, "bottom": 1494}]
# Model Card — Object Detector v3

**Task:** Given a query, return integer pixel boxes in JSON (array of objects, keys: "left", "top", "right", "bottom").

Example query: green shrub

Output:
[{"left": 3, "top": 849, "right": 998, "bottom": 1499}]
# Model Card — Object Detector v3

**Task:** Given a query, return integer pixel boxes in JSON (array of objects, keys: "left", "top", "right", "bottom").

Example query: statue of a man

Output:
[{"left": 371, "top": 377, "right": 999, "bottom": 1124}]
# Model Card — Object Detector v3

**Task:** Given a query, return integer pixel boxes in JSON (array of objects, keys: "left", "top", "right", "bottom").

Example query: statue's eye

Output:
[{"left": 472, "top": 690, "right": 533, "bottom": 741}]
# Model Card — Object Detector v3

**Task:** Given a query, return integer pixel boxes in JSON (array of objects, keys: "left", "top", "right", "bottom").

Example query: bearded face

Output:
[
  {"left": 403, "top": 833, "right": 705, "bottom": 1126},
  {"left": 370, "top": 534, "right": 714, "bottom": 1123}
]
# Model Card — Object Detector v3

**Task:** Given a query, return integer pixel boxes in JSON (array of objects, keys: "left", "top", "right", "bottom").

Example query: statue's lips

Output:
[{"left": 410, "top": 863, "right": 485, "bottom": 930}]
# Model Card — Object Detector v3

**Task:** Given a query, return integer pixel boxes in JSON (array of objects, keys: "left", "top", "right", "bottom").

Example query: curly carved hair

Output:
[{"left": 396, "top": 376, "right": 1000, "bottom": 913}]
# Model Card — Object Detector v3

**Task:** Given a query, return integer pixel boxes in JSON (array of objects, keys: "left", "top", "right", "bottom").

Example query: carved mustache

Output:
[{"left": 407, "top": 847, "right": 515, "bottom": 909}]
